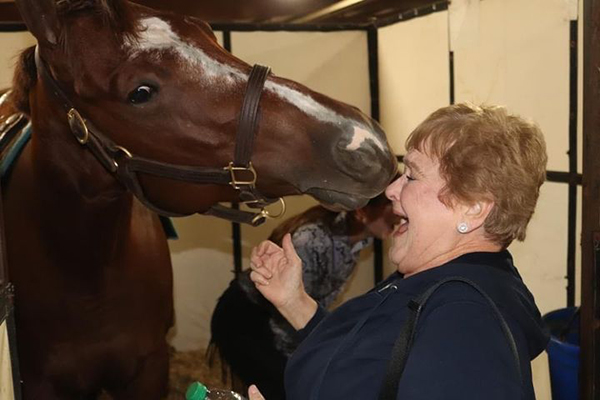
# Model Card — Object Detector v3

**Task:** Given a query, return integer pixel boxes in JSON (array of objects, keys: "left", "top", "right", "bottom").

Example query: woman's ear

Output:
[{"left": 463, "top": 200, "right": 494, "bottom": 231}]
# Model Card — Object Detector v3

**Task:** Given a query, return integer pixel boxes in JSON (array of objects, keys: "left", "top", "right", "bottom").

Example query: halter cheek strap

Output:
[{"left": 34, "top": 46, "right": 285, "bottom": 226}]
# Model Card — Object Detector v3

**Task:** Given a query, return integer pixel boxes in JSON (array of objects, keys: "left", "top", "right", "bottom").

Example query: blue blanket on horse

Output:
[{"left": 0, "top": 121, "right": 178, "bottom": 239}]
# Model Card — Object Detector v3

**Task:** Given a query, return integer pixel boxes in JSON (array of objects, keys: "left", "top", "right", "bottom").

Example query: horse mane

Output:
[
  {"left": 12, "top": 47, "right": 36, "bottom": 114},
  {"left": 11, "top": 1, "right": 140, "bottom": 113}
]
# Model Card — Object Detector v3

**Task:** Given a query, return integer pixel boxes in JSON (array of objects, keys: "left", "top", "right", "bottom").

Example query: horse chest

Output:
[{"left": 3, "top": 142, "right": 173, "bottom": 396}]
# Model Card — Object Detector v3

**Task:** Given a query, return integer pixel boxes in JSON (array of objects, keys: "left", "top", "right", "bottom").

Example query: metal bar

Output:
[
  {"left": 367, "top": 26, "right": 384, "bottom": 284},
  {"left": 231, "top": 204, "right": 243, "bottom": 278},
  {"left": 0, "top": 22, "right": 26, "bottom": 32},
  {"left": 367, "top": 27, "right": 380, "bottom": 122},
  {"left": 449, "top": 51, "right": 455, "bottom": 105},
  {"left": 546, "top": 170, "right": 583, "bottom": 185},
  {"left": 223, "top": 30, "right": 232, "bottom": 53},
  {"left": 581, "top": 0, "right": 600, "bottom": 396},
  {"left": 567, "top": 20, "right": 579, "bottom": 307},
  {"left": 210, "top": 22, "right": 368, "bottom": 32},
  {"left": 292, "top": 0, "right": 366, "bottom": 24},
  {"left": 375, "top": 1, "right": 449, "bottom": 29}
]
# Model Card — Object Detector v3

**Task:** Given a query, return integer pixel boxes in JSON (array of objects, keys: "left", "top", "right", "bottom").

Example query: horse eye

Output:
[{"left": 128, "top": 85, "right": 156, "bottom": 104}]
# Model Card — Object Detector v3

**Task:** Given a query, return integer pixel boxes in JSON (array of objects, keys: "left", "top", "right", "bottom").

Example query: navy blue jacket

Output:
[{"left": 284, "top": 251, "right": 550, "bottom": 399}]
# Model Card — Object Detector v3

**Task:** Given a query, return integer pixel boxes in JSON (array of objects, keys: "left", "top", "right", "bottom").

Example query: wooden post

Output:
[{"left": 581, "top": 0, "right": 600, "bottom": 397}]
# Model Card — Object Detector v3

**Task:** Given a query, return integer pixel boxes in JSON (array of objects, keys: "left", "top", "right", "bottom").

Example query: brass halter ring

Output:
[
  {"left": 252, "top": 198, "right": 287, "bottom": 224},
  {"left": 67, "top": 108, "right": 89, "bottom": 145},
  {"left": 112, "top": 145, "right": 133, "bottom": 170}
]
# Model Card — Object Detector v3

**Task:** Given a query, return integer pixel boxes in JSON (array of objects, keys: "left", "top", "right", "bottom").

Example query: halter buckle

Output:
[
  {"left": 67, "top": 108, "right": 89, "bottom": 145},
  {"left": 225, "top": 162, "right": 257, "bottom": 190}
]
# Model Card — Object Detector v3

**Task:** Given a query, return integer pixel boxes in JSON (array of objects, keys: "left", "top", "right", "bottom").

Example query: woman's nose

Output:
[{"left": 385, "top": 176, "right": 403, "bottom": 201}]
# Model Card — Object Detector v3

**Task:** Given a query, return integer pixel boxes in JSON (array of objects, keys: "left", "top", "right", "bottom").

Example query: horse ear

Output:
[{"left": 15, "top": 0, "right": 61, "bottom": 46}]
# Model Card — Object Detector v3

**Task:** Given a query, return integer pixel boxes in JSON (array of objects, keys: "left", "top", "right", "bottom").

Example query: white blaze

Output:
[
  {"left": 124, "top": 17, "right": 387, "bottom": 152},
  {"left": 125, "top": 17, "right": 240, "bottom": 82},
  {"left": 346, "top": 126, "right": 386, "bottom": 152}
]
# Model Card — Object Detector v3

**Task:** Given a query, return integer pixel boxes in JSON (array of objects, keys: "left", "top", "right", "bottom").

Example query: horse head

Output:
[{"left": 15, "top": 0, "right": 398, "bottom": 221}]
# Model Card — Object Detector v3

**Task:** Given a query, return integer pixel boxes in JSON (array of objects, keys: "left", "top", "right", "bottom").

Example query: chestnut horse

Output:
[{"left": 1, "top": 0, "right": 396, "bottom": 398}]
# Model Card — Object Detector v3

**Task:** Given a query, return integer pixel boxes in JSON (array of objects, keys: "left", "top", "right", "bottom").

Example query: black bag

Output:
[{"left": 378, "top": 277, "right": 522, "bottom": 400}]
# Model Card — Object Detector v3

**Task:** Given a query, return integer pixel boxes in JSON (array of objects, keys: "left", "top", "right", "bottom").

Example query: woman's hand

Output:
[
  {"left": 248, "top": 385, "right": 265, "bottom": 400},
  {"left": 250, "top": 233, "right": 303, "bottom": 308},
  {"left": 250, "top": 233, "right": 317, "bottom": 330}
]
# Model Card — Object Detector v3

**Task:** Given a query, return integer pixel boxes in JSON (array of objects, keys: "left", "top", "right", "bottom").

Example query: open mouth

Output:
[{"left": 394, "top": 215, "right": 409, "bottom": 236}]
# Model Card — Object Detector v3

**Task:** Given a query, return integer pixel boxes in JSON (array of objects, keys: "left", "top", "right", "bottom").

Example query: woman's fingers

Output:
[
  {"left": 250, "top": 247, "right": 261, "bottom": 266},
  {"left": 256, "top": 240, "right": 276, "bottom": 256},
  {"left": 250, "top": 259, "right": 273, "bottom": 278},
  {"left": 248, "top": 385, "right": 265, "bottom": 400},
  {"left": 249, "top": 270, "right": 270, "bottom": 286},
  {"left": 257, "top": 239, "right": 286, "bottom": 257},
  {"left": 281, "top": 233, "right": 299, "bottom": 261}
]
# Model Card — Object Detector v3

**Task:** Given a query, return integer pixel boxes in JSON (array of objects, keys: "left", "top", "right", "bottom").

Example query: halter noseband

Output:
[{"left": 34, "top": 47, "right": 285, "bottom": 226}]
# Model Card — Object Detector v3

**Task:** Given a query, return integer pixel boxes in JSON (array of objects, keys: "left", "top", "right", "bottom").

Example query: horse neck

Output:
[{"left": 27, "top": 113, "right": 135, "bottom": 264}]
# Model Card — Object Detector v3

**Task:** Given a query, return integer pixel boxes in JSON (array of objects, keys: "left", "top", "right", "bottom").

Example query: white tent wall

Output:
[
  {"left": 379, "top": 11, "right": 451, "bottom": 156},
  {"left": 0, "top": 322, "right": 14, "bottom": 400},
  {"left": 0, "top": 31, "right": 34, "bottom": 88}
]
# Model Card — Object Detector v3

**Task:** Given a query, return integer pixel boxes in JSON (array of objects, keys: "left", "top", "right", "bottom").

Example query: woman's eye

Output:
[
  {"left": 128, "top": 85, "right": 156, "bottom": 104},
  {"left": 406, "top": 175, "right": 415, "bottom": 181}
]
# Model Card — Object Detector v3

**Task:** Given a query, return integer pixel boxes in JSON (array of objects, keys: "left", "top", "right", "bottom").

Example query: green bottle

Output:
[{"left": 186, "top": 381, "right": 247, "bottom": 400}]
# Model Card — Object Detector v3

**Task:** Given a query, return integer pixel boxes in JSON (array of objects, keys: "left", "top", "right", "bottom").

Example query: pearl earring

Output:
[{"left": 457, "top": 222, "right": 469, "bottom": 233}]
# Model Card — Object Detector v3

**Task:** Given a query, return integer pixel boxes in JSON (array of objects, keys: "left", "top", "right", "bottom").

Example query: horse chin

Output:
[{"left": 305, "top": 188, "right": 370, "bottom": 211}]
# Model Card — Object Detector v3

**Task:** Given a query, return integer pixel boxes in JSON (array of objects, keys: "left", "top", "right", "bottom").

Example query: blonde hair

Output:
[{"left": 406, "top": 103, "right": 548, "bottom": 247}]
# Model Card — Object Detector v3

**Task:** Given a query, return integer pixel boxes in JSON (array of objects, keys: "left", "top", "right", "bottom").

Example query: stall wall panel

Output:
[
  {"left": 509, "top": 183, "right": 568, "bottom": 315},
  {"left": 453, "top": 0, "right": 571, "bottom": 314},
  {"left": 379, "top": 11, "right": 450, "bottom": 154},
  {"left": 231, "top": 30, "right": 377, "bottom": 301},
  {"left": 0, "top": 32, "right": 35, "bottom": 89},
  {"left": 231, "top": 31, "right": 371, "bottom": 113},
  {"left": 453, "top": 0, "right": 571, "bottom": 172}
]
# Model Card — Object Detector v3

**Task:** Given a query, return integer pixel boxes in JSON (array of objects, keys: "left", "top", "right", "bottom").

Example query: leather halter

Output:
[{"left": 34, "top": 47, "right": 286, "bottom": 226}]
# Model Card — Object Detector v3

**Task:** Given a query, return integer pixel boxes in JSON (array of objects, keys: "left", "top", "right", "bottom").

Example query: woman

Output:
[
  {"left": 209, "top": 194, "right": 398, "bottom": 400},
  {"left": 247, "top": 103, "right": 550, "bottom": 400}
]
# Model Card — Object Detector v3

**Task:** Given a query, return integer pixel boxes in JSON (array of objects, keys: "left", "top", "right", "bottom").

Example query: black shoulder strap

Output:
[{"left": 378, "top": 276, "right": 522, "bottom": 400}]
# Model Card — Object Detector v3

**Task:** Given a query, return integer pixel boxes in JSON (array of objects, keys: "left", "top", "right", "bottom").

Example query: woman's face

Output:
[{"left": 385, "top": 149, "right": 464, "bottom": 276}]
